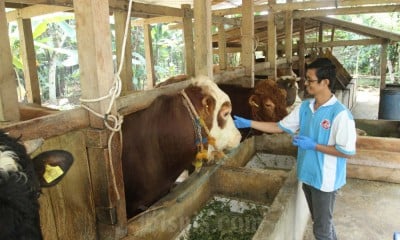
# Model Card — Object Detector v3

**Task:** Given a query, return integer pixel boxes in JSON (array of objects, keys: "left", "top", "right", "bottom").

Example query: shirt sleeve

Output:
[
  {"left": 332, "top": 110, "right": 357, "bottom": 155},
  {"left": 278, "top": 104, "right": 301, "bottom": 135}
]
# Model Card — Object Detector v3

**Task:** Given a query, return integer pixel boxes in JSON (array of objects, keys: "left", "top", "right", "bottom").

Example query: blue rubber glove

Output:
[
  {"left": 233, "top": 115, "right": 251, "bottom": 129},
  {"left": 292, "top": 135, "right": 317, "bottom": 150}
]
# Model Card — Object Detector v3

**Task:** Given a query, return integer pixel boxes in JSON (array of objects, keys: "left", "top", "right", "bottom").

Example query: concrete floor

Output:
[
  {"left": 302, "top": 178, "right": 400, "bottom": 240},
  {"left": 303, "top": 87, "right": 400, "bottom": 240}
]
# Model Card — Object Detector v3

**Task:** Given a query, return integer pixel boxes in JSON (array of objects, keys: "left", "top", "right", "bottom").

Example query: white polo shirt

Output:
[{"left": 278, "top": 95, "right": 357, "bottom": 192}]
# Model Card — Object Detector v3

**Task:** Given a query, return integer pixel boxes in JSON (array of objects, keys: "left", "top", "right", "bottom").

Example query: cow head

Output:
[
  {"left": 0, "top": 131, "right": 73, "bottom": 239},
  {"left": 190, "top": 76, "right": 241, "bottom": 156},
  {"left": 249, "top": 79, "right": 288, "bottom": 122}
]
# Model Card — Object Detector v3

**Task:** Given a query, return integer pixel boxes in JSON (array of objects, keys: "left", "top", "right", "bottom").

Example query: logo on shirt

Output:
[{"left": 321, "top": 119, "right": 331, "bottom": 129}]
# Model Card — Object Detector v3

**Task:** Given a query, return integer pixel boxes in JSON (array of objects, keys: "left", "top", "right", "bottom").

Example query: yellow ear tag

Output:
[
  {"left": 43, "top": 164, "right": 64, "bottom": 183},
  {"left": 192, "top": 159, "right": 203, "bottom": 173}
]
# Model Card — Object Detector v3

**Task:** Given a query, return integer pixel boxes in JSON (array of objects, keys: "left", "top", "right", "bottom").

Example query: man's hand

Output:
[
  {"left": 233, "top": 115, "right": 251, "bottom": 129},
  {"left": 292, "top": 135, "right": 317, "bottom": 150}
]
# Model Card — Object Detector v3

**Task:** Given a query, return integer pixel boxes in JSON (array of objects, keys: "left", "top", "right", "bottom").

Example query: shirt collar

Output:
[{"left": 309, "top": 94, "right": 337, "bottom": 110}]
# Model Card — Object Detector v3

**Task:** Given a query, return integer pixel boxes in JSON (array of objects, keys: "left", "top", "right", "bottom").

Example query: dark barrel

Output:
[{"left": 378, "top": 84, "right": 400, "bottom": 120}]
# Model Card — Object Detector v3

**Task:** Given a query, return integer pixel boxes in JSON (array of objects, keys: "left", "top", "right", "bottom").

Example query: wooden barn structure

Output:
[{"left": 1, "top": 0, "right": 400, "bottom": 239}]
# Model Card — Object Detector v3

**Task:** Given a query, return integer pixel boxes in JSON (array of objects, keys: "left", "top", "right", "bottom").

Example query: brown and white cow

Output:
[{"left": 122, "top": 76, "right": 241, "bottom": 217}]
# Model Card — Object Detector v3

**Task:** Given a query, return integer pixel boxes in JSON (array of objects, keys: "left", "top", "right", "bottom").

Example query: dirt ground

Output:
[
  {"left": 303, "top": 87, "right": 400, "bottom": 240},
  {"left": 351, "top": 86, "right": 380, "bottom": 120}
]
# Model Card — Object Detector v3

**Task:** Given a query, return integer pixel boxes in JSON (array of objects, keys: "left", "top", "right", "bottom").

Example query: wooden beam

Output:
[
  {"left": 131, "top": 16, "right": 182, "bottom": 26},
  {"left": 143, "top": 24, "right": 155, "bottom": 89},
  {"left": 241, "top": 0, "right": 254, "bottom": 85},
  {"left": 182, "top": 4, "right": 194, "bottom": 77},
  {"left": 0, "top": 1, "right": 20, "bottom": 121},
  {"left": 2, "top": 108, "right": 89, "bottom": 140},
  {"left": 194, "top": 0, "right": 212, "bottom": 78},
  {"left": 213, "top": 1, "right": 400, "bottom": 15},
  {"left": 114, "top": 10, "right": 133, "bottom": 94},
  {"left": 6, "top": 4, "right": 72, "bottom": 22},
  {"left": 293, "top": 4, "right": 400, "bottom": 19},
  {"left": 17, "top": 18, "right": 41, "bottom": 104},
  {"left": 305, "top": 38, "right": 385, "bottom": 48},
  {"left": 313, "top": 16, "right": 400, "bottom": 42}
]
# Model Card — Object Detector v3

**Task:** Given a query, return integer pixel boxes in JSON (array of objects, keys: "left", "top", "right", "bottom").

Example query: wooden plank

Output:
[
  {"left": 241, "top": 0, "right": 254, "bottom": 85},
  {"left": 17, "top": 18, "right": 41, "bottom": 104},
  {"left": 6, "top": 4, "right": 72, "bottom": 22},
  {"left": 193, "top": 0, "right": 212, "bottom": 77},
  {"left": 116, "top": 79, "right": 193, "bottom": 115},
  {"left": 37, "top": 131, "right": 97, "bottom": 239},
  {"left": 182, "top": 4, "right": 194, "bottom": 76},
  {"left": 2, "top": 108, "right": 89, "bottom": 141},
  {"left": 0, "top": 1, "right": 20, "bottom": 121},
  {"left": 356, "top": 136, "right": 400, "bottom": 153}
]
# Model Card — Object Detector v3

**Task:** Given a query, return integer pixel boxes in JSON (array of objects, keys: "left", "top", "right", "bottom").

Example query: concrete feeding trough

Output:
[{"left": 125, "top": 135, "right": 310, "bottom": 240}]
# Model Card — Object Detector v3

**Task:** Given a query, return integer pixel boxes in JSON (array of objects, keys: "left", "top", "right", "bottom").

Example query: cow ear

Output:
[
  {"left": 248, "top": 95, "right": 260, "bottom": 108},
  {"left": 32, "top": 150, "right": 74, "bottom": 188},
  {"left": 202, "top": 96, "right": 213, "bottom": 114}
]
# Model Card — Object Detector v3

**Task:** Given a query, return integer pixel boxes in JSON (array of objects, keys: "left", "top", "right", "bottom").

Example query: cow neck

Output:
[{"left": 180, "top": 89, "right": 216, "bottom": 172}]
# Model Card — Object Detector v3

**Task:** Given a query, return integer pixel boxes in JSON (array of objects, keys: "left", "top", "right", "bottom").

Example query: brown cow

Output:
[
  {"left": 122, "top": 76, "right": 241, "bottom": 217},
  {"left": 219, "top": 79, "right": 288, "bottom": 139}
]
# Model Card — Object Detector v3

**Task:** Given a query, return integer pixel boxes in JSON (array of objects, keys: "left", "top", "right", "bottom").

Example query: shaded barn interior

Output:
[{"left": 1, "top": 0, "right": 400, "bottom": 239}]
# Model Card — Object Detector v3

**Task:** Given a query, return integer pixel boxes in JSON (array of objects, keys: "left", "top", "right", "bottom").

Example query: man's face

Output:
[{"left": 305, "top": 68, "right": 329, "bottom": 96}]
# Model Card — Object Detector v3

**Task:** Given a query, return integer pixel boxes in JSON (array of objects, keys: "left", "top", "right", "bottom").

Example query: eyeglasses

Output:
[{"left": 305, "top": 78, "right": 318, "bottom": 83}]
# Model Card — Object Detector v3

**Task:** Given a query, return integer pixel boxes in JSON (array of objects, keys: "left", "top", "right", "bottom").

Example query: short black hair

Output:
[{"left": 307, "top": 58, "right": 337, "bottom": 92}]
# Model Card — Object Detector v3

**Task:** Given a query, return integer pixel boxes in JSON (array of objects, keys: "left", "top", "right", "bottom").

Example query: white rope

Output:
[{"left": 79, "top": 0, "right": 135, "bottom": 201}]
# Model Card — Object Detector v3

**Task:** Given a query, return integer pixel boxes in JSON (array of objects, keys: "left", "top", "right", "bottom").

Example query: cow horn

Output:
[{"left": 24, "top": 138, "right": 45, "bottom": 154}]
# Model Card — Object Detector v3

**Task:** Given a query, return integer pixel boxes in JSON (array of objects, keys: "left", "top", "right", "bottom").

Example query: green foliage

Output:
[{"left": 180, "top": 197, "right": 266, "bottom": 240}]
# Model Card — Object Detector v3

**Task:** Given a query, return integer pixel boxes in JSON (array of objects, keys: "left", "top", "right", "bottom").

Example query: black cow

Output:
[{"left": 0, "top": 131, "right": 73, "bottom": 239}]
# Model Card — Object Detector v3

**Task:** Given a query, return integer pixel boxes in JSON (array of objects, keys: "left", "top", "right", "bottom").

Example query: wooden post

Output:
[
  {"left": 267, "top": 11, "right": 277, "bottom": 80},
  {"left": 0, "top": 1, "right": 20, "bottom": 121},
  {"left": 17, "top": 18, "right": 41, "bottom": 104},
  {"left": 114, "top": 11, "right": 134, "bottom": 94},
  {"left": 380, "top": 41, "right": 388, "bottom": 90},
  {"left": 218, "top": 20, "right": 227, "bottom": 71},
  {"left": 193, "top": 0, "right": 212, "bottom": 78},
  {"left": 285, "top": 10, "right": 293, "bottom": 75},
  {"left": 241, "top": 0, "right": 254, "bottom": 86},
  {"left": 318, "top": 22, "right": 324, "bottom": 54},
  {"left": 144, "top": 24, "right": 155, "bottom": 89},
  {"left": 298, "top": 18, "right": 306, "bottom": 94},
  {"left": 182, "top": 4, "right": 195, "bottom": 77},
  {"left": 73, "top": 0, "right": 127, "bottom": 238}
]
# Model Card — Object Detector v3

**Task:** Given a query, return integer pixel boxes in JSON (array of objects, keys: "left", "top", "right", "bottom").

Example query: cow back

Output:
[{"left": 122, "top": 94, "right": 197, "bottom": 217}]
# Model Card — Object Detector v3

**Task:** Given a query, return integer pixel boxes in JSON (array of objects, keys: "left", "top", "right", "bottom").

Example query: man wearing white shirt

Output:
[{"left": 234, "top": 58, "right": 357, "bottom": 240}]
